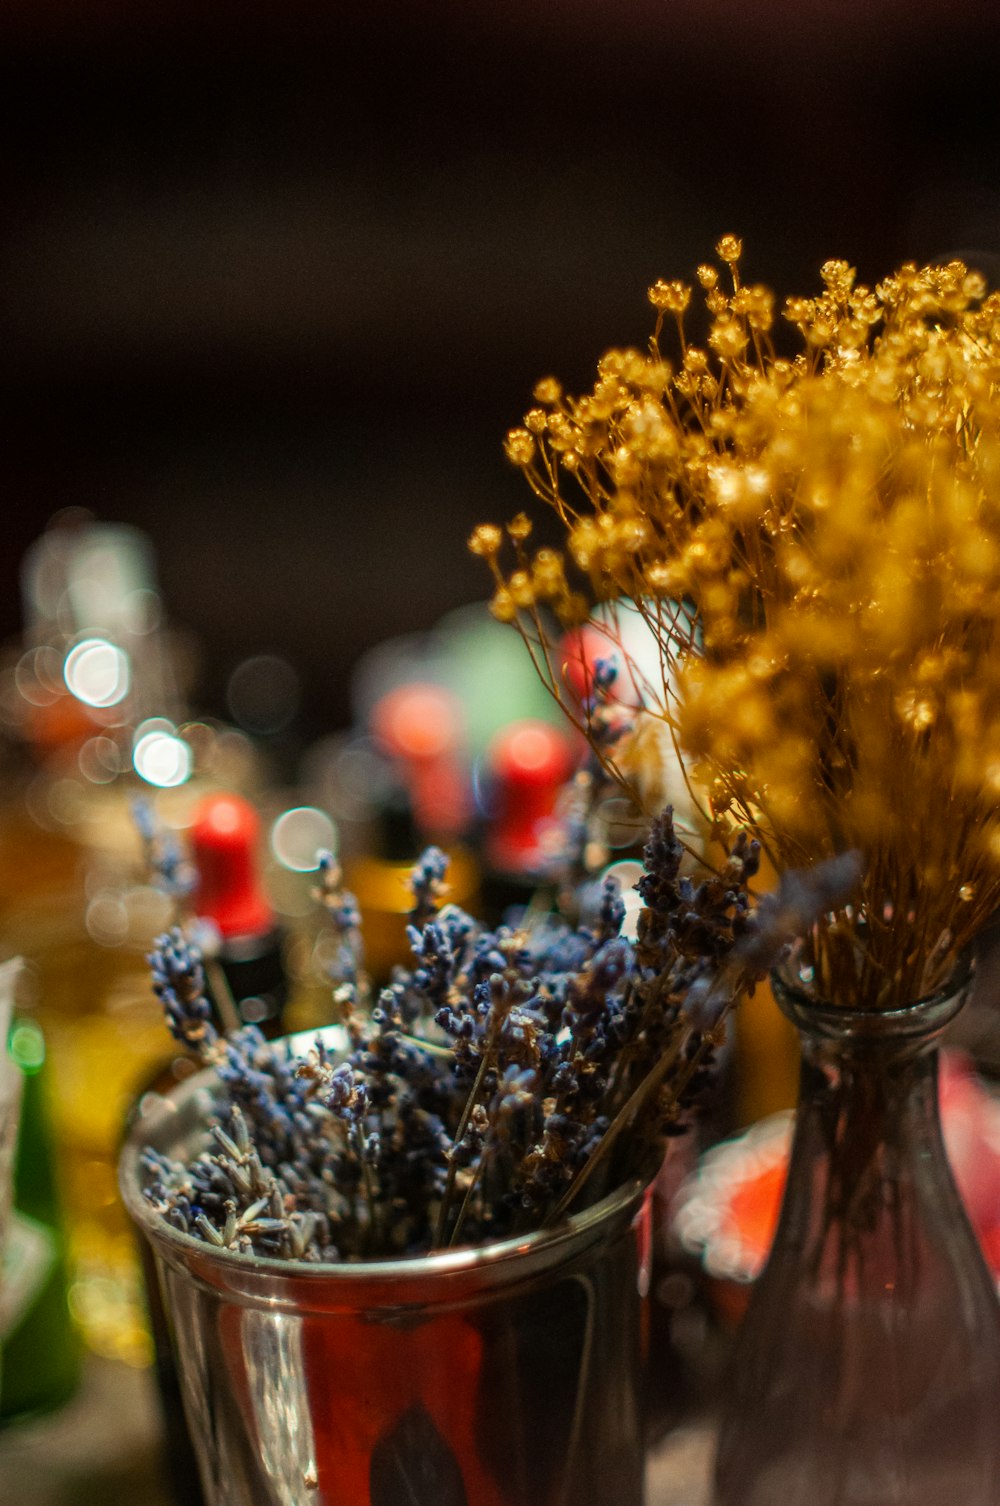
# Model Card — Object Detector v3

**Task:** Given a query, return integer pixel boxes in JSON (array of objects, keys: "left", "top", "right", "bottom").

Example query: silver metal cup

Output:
[{"left": 120, "top": 1036, "right": 651, "bottom": 1506}]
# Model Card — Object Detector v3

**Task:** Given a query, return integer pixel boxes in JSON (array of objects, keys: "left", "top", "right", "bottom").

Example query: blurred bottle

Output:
[
  {"left": 130, "top": 790, "right": 295, "bottom": 1125},
  {"left": 0, "top": 975, "right": 20, "bottom": 1198},
  {"left": 123, "top": 793, "right": 287, "bottom": 1506},
  {"left": 430, "top": 602, "right": 567, "bottom": 760},
  {"left": 478, "top": 719, "right": 576, "bottom": 925},
  {"left": 337, "top": 683, "right": 476, "bottom": 981},
  {"left": 369, "top": 682, "right": 471, "bottom": 843},
  {"left": 1, "top": 992, "right": 81, "bottom": 1422},
  {"left": 19, "top": 513, "right": 181, "bottom": 755},
  {"left": 0, "top": 515, "right": 214, "bottom": 1367},
  {"left": 190, "top": 792, "right": 288, "bottom": 1037},
  {"left": 0, "top": 964, "right": 23, "bottom": 1407},
  {"left": 343, "top": 796, "right": 478, "bottom": 986}
]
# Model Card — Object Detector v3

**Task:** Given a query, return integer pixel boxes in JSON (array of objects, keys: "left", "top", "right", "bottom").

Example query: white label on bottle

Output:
[{"left": 0, "top": 1213, "right": 57, "bottom": 1341}]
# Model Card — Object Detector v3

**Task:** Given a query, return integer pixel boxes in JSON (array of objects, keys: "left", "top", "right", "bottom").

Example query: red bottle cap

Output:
[
  {"left": 190, "top": 792, "right": 274, "bottom": 940},
  {"left": 485, "top": 719, "right": 576, "bottom": 874}
]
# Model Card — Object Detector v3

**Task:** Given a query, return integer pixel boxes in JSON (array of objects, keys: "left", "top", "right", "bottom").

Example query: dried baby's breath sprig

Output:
[{"left": 484, "top": 243, "right": 1000, "bottom": 1008}]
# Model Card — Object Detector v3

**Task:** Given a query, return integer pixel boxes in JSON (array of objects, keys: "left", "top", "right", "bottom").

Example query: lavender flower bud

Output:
[{"left": 150, "top": 928, "right": 217, "bottom": 1056}]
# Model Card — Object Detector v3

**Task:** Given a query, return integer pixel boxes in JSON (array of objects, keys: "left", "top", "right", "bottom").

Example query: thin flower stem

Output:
[
  {"left": 447, "top": 1156, "right": 485, "bottom": 1249},
  {"left": 603, "top": 971, "right": 673, "bottom": 1113},
  {"left": 434, "top": 1041, "right": 494, "bottom": 1247},
  {"left": 543, "top": 1020, "right": 694, "bottom": 1228},
  {"left": 205, "top": 956, "right": 242, "bottom": 1036},
  {"left": 358, "top": 1136, "right": 381, "bottom": 1254}
]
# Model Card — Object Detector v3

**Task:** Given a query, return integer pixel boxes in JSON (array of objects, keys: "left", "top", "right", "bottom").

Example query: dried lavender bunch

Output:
[{"left": 143, "top": 815, "right": 857, "bottom": 1261}]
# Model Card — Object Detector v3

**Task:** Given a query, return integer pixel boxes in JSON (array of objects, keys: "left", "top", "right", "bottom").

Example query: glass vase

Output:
[{"left": 713, "top": 969, "right": 1000, "bottom": 1506}]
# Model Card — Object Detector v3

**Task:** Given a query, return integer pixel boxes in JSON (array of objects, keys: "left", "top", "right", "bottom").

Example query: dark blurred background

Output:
[{"left": 2, "top": 0, "right": 998, "bottom": 738}]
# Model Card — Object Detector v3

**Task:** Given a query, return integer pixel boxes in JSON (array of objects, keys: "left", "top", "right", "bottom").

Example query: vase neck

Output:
[
  {"left": 768, "top": 971, "right": 972, "bottom": 1263},
  {"left": 793, "top": 1023, "right": 942, "bottom": 1167},
  {"left": 771, "top": 970, "right": 968, "bottom": 1062}
]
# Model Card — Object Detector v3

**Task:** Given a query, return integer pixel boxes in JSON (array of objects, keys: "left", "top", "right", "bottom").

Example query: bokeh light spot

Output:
[{"left": 64, "top": 638, "right": 131, "bottom": 708}]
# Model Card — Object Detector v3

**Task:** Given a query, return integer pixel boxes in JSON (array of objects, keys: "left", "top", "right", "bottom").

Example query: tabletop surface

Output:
[{"left": 0, "top": 1353, "right": 716, "bottom": 1506}]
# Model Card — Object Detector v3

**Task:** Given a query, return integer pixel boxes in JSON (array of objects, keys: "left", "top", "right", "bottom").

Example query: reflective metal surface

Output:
[{"left": 121, "top": 1039, "right": 651, "bottom": 1506}]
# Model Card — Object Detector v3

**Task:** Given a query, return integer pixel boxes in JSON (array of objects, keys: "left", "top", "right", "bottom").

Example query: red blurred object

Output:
[
  {"left": 559, "top": 623, "right": 651, "bottom": 711},
  {"left": 190, "top": 791, "right": 274, "bottom": 940},
  {"left": 484, "top": 718, "right": 576, "bottom": 875},
  {"left": 21, "top": 689, "right": 99, "bottom": 755},
  {"left": 371, "top": 682, "right": 470, "bottom": 840}
]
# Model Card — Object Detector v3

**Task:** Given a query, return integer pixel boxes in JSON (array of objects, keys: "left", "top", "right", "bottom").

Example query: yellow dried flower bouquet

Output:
[{"left": 476, "top": 240, "right": 1000, "bottom": 1010}]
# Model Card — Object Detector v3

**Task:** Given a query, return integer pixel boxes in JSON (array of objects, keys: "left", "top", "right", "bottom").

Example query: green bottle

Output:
[{"left": 0, "top": 1011, "right": 81, "bottom": 1422}]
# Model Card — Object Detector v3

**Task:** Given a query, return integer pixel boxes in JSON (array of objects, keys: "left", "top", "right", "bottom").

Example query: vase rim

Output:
[
  {"left": 119, "top": 1026, "right": 651, "bottom": 1305},
  {"left": 769, "top": 957, "right": 972, "bottom": 1040}
]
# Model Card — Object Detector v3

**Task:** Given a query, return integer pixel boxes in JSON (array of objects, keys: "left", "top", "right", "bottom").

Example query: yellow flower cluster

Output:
[{"left": 476, "top": 241, "right": 1000, "bottom": 1006}]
